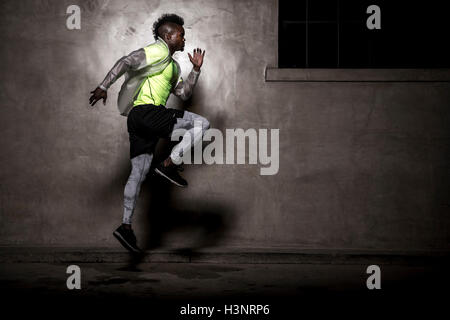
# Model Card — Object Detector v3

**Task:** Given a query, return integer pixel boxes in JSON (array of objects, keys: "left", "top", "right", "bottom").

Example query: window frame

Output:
[{"left": 273, "top": 0, "right": 450, "bottom": 82}]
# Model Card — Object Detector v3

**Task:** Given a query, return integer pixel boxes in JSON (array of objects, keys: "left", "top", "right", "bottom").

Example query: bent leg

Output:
[
  {"left": 123, "top": 153, "right": 153, "bottom": 224},
  {"left": 170, "top": 111, "right": 210, "bottom": 164}
]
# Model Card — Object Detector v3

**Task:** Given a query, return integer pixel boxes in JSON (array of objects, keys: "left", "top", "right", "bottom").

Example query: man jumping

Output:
[{"left": 89, "top": 14, "right": 209, "bottom": 253}]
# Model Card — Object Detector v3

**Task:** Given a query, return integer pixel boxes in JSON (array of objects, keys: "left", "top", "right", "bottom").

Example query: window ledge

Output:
[{"left": 265, "top": 67, "right": 450, "bottom": 82}]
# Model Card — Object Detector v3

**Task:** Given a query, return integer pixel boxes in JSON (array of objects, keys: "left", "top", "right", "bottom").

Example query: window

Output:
[{"left": 279, "top": 0, "right": 450, "bottom": 68}]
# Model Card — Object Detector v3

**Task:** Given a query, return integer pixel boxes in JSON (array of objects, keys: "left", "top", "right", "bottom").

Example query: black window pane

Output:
[
  {"left": 340, "top": 0, "right": 372, "bottom": 22},
  {"left": 340, "top": 22, "right": 370, "bottom": 67},
  {"left": 279, "top": 22, "right": 306, "bottom": 68},
  {"left": 308, "top": 23, "right": 338, "bottom": 67},
  {"left": 279, "top": 0, "right": 306, "bottom": 21},
  {"left": 367, "top": 1, "right": 450, "bottom": 68},
  {"left": 279, "top": 0, "right": 450, "bottom": 68},
  {"left": 308, "top": 0, "right": 338, "bottom": 21}
]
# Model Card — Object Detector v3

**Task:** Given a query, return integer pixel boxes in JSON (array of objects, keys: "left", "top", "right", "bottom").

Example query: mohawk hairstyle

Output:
[{"left": 152, "top": 13, "right": 184, "bottom": 40}]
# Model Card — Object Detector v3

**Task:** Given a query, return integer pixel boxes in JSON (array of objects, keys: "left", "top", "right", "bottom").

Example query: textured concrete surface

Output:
[
  {"left": 266, "top": 67, "right": 450, "bottom": 82},
  {"left": 0, "top": 0, "right": 449, "bottom": 252},
  {"left": 1, "top": 246, "right": 449, "bottom": 265},
  {"left": 1, "top": 261, "right": 448, "bottom": 318}
]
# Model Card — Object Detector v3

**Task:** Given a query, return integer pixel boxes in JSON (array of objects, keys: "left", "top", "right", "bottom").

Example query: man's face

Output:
[{"left": 167, "top": 26, "right": 185, "bottom": 52}]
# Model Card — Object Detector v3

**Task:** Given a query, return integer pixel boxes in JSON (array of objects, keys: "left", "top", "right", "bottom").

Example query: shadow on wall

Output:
[
  {"left": 143, "top": 168, "right": 230, "bottom": 252},
  {"left": 118, "top": 108, "right": 231, "bottom": 270},
  {"left": 122, "top": 141, "right": 231, "bottom": 270}
]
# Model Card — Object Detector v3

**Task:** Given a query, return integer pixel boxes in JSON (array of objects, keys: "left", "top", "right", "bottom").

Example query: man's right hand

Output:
[{"left": 89, "top": 87, "right": 107, "bottom": 106}]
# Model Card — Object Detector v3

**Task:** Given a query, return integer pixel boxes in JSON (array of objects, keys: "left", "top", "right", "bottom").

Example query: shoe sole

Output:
[
  {"left": 113, "top": 231, "right": 142, "bottom": 254},
  {"left": 154, "top": 168, "right": 187, "bottom": 188}
]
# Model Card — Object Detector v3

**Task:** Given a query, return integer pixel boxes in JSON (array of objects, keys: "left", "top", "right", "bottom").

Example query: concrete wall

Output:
[{"left": 1, "top": 0, "right": 449, "bottom": 251}]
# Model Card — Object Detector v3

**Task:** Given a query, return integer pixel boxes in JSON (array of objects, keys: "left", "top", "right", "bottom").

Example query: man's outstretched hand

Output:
[
  {"left": 89, "top": 87, "right": 107, "bottom": 106},
  {"left": 188, "top": 48, "right": 205, "bottom": 72}
]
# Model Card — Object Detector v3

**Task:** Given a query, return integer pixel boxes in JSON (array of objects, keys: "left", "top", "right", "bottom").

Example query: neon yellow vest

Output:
[
  {"left": 132, "top": 52, "right": 179, "bottom": 107},
  {"left": 117, "top": 38, "right": 180, "bottom": 116}
]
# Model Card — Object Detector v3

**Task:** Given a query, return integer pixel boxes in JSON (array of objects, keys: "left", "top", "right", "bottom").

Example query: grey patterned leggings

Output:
[{"left": 122, "top": 110, "right": 209, "bottom": 224}]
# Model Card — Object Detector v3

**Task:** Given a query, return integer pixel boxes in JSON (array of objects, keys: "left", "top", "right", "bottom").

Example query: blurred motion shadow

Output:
[
  {"left": 121, "top": 140, "right": 231, "bottom": 271},
  {"left": 120, "top": 106, "right": 231, "bottom": 270}
]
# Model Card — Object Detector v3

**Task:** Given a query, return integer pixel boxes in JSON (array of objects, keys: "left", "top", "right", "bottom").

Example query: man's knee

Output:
[
  {"left": 131, "top": 165, "right": 150, "bottom": 178},
  {"left": 199, "top": 116, "right": 210, "bottom": 131},
  {"left": 130, "top": 154, "right": 152, "bottom": 178},
  {"left": 188, "top": 111, "right": 210, "bottom": 131}
]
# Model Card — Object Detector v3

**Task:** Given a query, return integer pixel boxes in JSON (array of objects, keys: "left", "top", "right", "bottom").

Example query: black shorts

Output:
[{"left": 127, "top": 104, "right": 185, "bottom": 159}]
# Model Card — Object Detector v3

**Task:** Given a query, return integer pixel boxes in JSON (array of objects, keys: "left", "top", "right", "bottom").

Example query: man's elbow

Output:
[
  {"left": 180, "top": 93, "right": 192, "bottom": 101},
  {"left": 177, "top": 88, "right": 192, "bottom": 101}
]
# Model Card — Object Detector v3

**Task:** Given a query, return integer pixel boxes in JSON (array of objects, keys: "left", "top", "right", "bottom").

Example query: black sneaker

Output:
[
  {"left": 154, "top": 163, "right": 188, "bottom": 187},
  {"left": 113, "top": 225, "right": 142, "bottom": 253}
]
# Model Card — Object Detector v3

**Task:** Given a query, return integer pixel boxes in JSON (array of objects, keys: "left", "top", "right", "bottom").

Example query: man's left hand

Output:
[{"left": 188, "top": 48, "right": 205, "bottom": 72}]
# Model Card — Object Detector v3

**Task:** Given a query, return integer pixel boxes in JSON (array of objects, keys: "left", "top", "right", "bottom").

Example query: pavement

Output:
[{"left": 1, "top": 254, "right": 449, "bottom": 319}]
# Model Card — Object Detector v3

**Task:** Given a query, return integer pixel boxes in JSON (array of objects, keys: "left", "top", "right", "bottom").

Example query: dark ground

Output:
[{"left": 1, "top": 260, "right": 449, "bottom": 319}]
